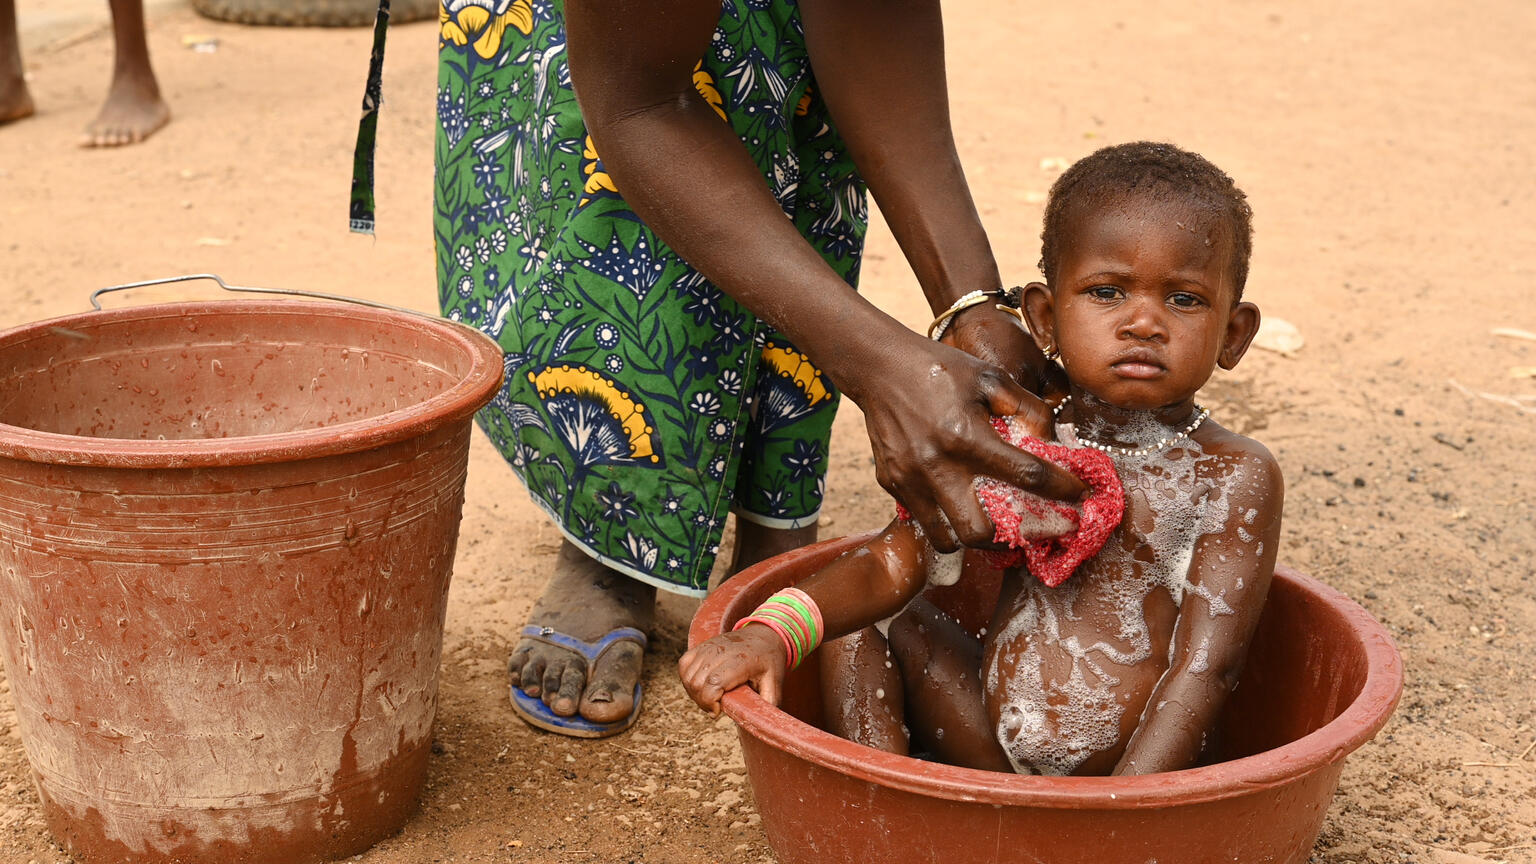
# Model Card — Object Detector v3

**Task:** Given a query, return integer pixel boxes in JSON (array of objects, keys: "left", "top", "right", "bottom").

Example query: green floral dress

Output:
[{"left": 434, "top": 0, "right": 867, "bottom": 595}]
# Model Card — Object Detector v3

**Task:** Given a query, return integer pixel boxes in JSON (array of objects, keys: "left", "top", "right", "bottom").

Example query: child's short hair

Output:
[{"left": 1039, "top": 142, "right": 1253, "bottom": 298}]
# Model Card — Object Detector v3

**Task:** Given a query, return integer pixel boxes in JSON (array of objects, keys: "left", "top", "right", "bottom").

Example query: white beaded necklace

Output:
[{"left": 1052, "top": 395, "right": 1211, "bottom": 458}]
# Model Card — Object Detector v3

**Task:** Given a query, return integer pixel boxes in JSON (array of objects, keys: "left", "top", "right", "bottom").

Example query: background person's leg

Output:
[
  {"left": 0, "top": 0, "right": 34, "bottom": 124},
  {"left": 83, "top": 0, "right": 167, "bottom": 146}
]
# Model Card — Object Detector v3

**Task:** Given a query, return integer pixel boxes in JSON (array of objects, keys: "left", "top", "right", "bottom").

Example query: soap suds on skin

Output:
[
  {"left": 926, "top": 549, "right": 964, "bottom": 587},
  {"left": 986, "top": 418, "right": 1253, "bottom": 776},
  {"left": 1188, "top": 638, "right": 1211, "bottom": 674}
]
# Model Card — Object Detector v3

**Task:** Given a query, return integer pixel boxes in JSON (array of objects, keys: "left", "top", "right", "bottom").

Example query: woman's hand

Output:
[
  {"left": 858, "top": 329, "right": 1084, "bottom": 553},
  {"left": 678, "top": 626, "right": 789, "bottom": 716}
]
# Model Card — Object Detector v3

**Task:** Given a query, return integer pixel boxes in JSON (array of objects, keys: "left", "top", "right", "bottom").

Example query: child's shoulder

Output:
[{"left": 1190, "top": 420, "right": 1284, "bottom": 504}]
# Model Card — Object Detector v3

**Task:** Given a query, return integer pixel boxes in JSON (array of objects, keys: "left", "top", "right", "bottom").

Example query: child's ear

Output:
[
  {"left": 1218, "top": 301, "right": 1262, "bottom": 370},
  {"left": 1021, "top": 282, "right": 1057, "bottom": 355}
]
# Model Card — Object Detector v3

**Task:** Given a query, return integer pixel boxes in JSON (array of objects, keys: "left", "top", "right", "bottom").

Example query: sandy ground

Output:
[{"left": 1, "top": 0, "right": 1533, "bottom": 862}]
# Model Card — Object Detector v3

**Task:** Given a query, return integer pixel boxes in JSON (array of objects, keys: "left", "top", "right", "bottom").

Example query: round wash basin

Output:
[{"left": 689, "top": 534, "right": 1403, "bottom": 864}]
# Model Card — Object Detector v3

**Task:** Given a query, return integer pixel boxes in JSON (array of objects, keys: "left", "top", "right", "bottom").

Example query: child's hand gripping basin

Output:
[{"left": 689, "top": 535, "right": 1404, "bottom": 864}]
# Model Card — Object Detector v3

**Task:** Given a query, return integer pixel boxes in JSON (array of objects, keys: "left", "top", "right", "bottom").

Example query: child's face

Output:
[{"left": 1024, "top": 197, "right": 1260, "bottom": 412}]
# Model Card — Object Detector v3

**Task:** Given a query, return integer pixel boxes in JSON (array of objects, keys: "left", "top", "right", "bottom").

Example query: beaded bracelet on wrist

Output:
[{"left": 927, "top": 286, "right": 1024, "bottom": 341}]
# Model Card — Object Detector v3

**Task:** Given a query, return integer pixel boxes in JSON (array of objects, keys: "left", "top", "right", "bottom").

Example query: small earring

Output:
[{"left": 1043, "top": 343, "right": 1059, "bottom": 361}]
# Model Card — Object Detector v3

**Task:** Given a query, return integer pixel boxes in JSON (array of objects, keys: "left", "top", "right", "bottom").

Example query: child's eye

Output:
[
  {"left": 1168, "top": 292, "right": 1205, "bottom": 308},
  {"left": 1088, "top": 285, "right": 1121, "bottom": 300}
]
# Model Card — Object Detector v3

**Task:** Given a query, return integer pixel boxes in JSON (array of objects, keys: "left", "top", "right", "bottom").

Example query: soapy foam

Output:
[
  {"left": 927, "top": 549, "right": 965, "bottom": 587},
  {"left": 986, "top": 416, "right": 1264, "bottom": 775},
  {"left": 971, "top": 476, "right": 1077, "bottom": 539},
  {"left": 894, "top": 416, "right": 1124, "bottom": 587},
  {"left": 989, "top": 583, "right": 1127, "bottom": 776},
  {"left": 1188, "top": 637, "right": 1211, "bottom": 674}
]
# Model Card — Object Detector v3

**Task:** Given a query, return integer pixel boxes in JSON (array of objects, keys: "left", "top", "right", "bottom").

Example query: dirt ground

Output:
[{"left": 1, "top": 0, "right": 1533, "bottom": 862}]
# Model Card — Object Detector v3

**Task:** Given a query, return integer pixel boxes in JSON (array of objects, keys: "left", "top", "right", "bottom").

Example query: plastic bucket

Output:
[
  {"left": 0, "top": 299, "right": 503, "bottom": 863},
  {"left": 689, "top": 535, "right": 1404, "bottom": 864}
]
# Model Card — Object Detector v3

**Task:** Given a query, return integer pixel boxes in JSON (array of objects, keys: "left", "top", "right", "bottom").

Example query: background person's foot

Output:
[
  {"left": 80, "top": 76, "right": 167, "bottom": 147},
  {"left": 0, "top": 74, "right": 33, "bottom": 125},
  {"left": 509, "top": 541, "right": 655, "bottom": 727}
]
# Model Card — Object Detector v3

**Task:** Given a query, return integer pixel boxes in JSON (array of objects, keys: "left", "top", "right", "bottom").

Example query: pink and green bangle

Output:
[{"left": 733, "top": 588, "right": 824, "bottom": 670}]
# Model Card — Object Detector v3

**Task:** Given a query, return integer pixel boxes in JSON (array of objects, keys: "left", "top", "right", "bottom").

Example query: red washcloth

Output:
[{"left": 895, "top": 416, "right": 1125, "bottom": 587}]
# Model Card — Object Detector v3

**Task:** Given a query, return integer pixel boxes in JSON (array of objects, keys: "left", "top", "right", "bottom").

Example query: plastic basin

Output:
[
  {"left": 0, "top": 300, "right": 503, "bottom": 863},
  {"left": 689, "top": 535, "right": 1404, "bottom": 864}
]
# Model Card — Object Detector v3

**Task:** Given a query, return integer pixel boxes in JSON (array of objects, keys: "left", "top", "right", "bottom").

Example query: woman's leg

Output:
[{"left": 729, "top": 518, "right": 817, "bottom": 573}]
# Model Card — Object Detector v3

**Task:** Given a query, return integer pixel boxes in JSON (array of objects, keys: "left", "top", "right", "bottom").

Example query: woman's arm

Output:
[
  {"left": 800, "top": 0, "right": 1064, "bottom": 396},
  {"left": 564, "top": 1, "right": 1083, "bottom": 552},
  {"left": 679, "top": 519, "right": 932, "bottom": 714},
  {"left": 798, "top": 0, "right": 1036, "bottom": 345},
  {"left": 1112, "top": 447, "right": 1284, "bottom": 775}
]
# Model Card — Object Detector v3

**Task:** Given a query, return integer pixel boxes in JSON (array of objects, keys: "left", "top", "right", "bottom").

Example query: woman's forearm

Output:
[
  {"left": 565, "top": 0, "right": 913, "bottom": 404},
  {"left": 565, "top": 0, "right": 1085, "bottom": 547},
  {"left": 587, "top": 106, "right": 908, "bottom": 398}
]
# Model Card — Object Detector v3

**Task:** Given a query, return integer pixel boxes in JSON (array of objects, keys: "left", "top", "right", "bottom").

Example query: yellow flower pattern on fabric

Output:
[
  {"left": 795, "top": 86, "right": 813, "bottom": 117},
  {"left": 578, "top": 67, "right": 725, "bottom": 208},
  {"left": 755, "top": 341, "right": 834, "bottom": 434},
  {"left": 693, "top": 61, "right": 728, "bottom": 122},
  {"left": 579, "top": 135, "right": 619, "bottom": 208},
  {"left": 440, "top": 0, "right": 533, "bottom": 59},
  {"left": 761, "top": 343, "right": 830, "bottom": 407},
  {"left": 530, "top": 365, "right": 659, "bottom": 464}
]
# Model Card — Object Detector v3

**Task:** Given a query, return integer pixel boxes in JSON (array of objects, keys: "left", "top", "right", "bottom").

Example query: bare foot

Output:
[
  {"left": 0, "top": 72, "right": 33, "bottom": 126},
  {"left": 80, "top": 73, "right": 168, "bottom": 147},
  {"left": 509, "top": 541, "right": 655, "bottom": 726}
]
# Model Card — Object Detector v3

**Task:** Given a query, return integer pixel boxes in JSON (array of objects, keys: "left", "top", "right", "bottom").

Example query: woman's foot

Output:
[
  {"left": 80, "top": 71, "right": 168, "bottom": 147},
  {"left": 509, "top": 541, "right": 655, "bottom": 726}
]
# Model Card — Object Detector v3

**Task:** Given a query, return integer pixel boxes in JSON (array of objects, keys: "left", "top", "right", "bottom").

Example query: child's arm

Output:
[
  {"left": 1112, "top": 445, "right": 1284, "bottom": 775},
  {"left": 679, "top": 519, "right": 933, "bottom": 714}
]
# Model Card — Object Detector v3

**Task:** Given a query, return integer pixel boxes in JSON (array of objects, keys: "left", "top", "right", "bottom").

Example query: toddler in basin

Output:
[{"left": 681, "top": 141, "right": 1282, "bottom": 776}]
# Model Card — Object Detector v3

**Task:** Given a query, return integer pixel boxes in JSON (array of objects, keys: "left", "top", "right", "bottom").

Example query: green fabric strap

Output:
[{"left": 348, "top": 0, "right": 392, "bottom": 234}]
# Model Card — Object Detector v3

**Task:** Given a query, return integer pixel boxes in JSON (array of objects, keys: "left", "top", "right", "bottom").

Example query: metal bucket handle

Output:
[{"left": 89, "top": 273, "right": 431, "bottom": 320}]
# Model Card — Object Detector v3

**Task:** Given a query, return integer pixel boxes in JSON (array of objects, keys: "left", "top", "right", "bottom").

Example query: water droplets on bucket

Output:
[{"left": 0, "top": 295, "right": 503, "bottom": 864}]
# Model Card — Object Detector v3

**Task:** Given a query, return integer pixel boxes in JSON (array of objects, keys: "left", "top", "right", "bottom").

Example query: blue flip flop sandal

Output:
[{"left": 508, "top": 625, "right": 648, "bottom": 739}]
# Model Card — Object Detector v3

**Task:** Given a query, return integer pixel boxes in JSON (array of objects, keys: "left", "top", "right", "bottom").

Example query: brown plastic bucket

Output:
[
  {"left": 0, "top": 296, "right": 503, "bottom": 863},
  {"left": 689, "top": 535, "right": 1404, "bottom": 864}
]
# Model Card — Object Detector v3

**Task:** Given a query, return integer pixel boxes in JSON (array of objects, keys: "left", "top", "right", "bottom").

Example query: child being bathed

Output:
[{"left": 680, "top": 142, "right": 1283, "bottom": 777}]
